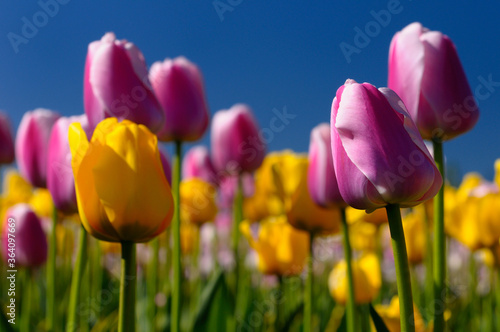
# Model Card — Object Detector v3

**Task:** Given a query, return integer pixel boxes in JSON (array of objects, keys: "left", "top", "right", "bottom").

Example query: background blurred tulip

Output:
[
  {"left": 182, "top": 145, "right": 217, "bottom": 184},
  {"left": 307, "top": 123, "right": 344, "bottom": 208},
  {"left": 328, "top": 252, "right": 381, "bottom": 304},
  {"left": 84, "top": 32, "right": 164, "bottom": 133},
  {"left": 47, "top": 115, "right": 90, "bottom": 214},
  {"left": 402, "top": 207, "right": 427, "bottom": 264},
  {"left": 150, "top": 57, "right": 209, "bottom": 142},
  {"left": 375, "top": 296, "right": 427, "bottom": 332},
  {"left": 16, "top": 108, "right": 60, "bottom": 188},
  {"left": 388, "top": 22, "right": 479, "bottom": 141},
  {"left": 240, "top": 215, "right": 309, "bottom": 276},
  {"left": 1, "top": 203, "right": 47, "bottom": 267},
  {"left": 211, "top": 104, "right": 265, "bottom": 175},
  {"left": 159, "top": 148, "right": 172, "bottom": 185},
  {"left": 69, "top": 118, "right": 173, "bottom": 242},
  {"left": 331, "top": 79, "right": 442, "bottom": 210},
  {"left": 180, "top": 178, "right": 217, "bottom": 226},
  {"left": 0, "top": 111, "right": 15, "bottom": 164}
]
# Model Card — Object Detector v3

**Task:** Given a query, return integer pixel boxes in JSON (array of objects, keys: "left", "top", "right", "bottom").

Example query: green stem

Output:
[
  {"left": 304, "top": 233, "right": 314, "bottom": 332},
  {"left": 469, "top": 253, "right": 478, "bottom": 331},
  {"left": 231, "top": 175, "right": 243, "bottom": 321},
  {"left": 21, "top": 270, "right": 32, "bottom": 332},
  {"left": 46, "top": 206, "right": 57, "bottom": 331},
  {"left": 423, "top": 205, "right": 434, "bottom": 316},
  {"left": 148, "top": 238, "right": 159, "bottom": 331},
  {"left": 432, "top": 139, "right": 446, "bottom": 331},
  {"left": 340, "top": 208, "right": 357, "bottom": 332},
  {"left": 118, "top": 241, "right": 136, "bottom": 332},
  {"left": 92, "top": 239, "right": 103, "bottom": 320},
  {"left": 171, "top": 140, "right": 182, "bottom": 332},
  {"left": 386, "top": 204, "right": 415, "bottom": 332},
  {"left": 275, "top": 276, "right": 284, "bottom": 331},
  {"left": 496, "top": 268, "right": 500, "bottom": 330},
  {"left": 190, "top": 227, "right": 201, "bottom": 319},
  {"left": 66, "top": 225, "right": 88, "bottom": 332}
]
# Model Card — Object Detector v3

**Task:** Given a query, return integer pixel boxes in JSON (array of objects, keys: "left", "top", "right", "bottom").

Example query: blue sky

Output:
[{"left": 1, "top": 1, "right": 499, "bottom": 184}]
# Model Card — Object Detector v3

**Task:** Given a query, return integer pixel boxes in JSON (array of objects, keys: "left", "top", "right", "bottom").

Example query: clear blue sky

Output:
[{"left": 1, "top": 1, "right": 499, "bottom": 184}]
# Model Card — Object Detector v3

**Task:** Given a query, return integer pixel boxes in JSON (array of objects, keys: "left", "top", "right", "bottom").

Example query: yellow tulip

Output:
[
  {"left": 180, "top": 178, "right": 217, "bottom": 225},
  {"left": 181, "top": 221, "right": 198, "bottom": 255},
  {"left": 0, "top": 170, "right": 34, "bottom": 232},
  {"left": 346, "top": 206, "right": 388, "bottom": 226},
  {"left": 402, "top": 206, "right": 427, "bottom": 265},
  {"left": 29, "top": 188, "right": 55, "bottom": 219},
  {"left": 328, "top": 252, "right": 381, "bottom": 304},
  {"left": 69, "top": 118, "right": 173, "bottom": 243},
  {"left": 374, "top": 296, "right": 427, "bottom": 332},
  {"left": 243, "top": 186, "right": 282, "bottom": 222},
  {"left": 348, "top": 220, "right": 378, "bottom": 252},
  {"left": 240, "top": 215, "right": 309, "bottom": 276}
]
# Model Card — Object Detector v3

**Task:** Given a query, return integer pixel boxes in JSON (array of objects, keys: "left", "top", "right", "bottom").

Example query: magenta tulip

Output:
[
  {"left": 0, "top": 111, "right": 15, "bottom": 164},
  {"left": 1, "top": 204, "right": 48, "bottom": 267},
  {"left": 218, "top": 173, "right": 255, "bottom": 209},
  {"left": 150, "top": 57, "right": 209, "bottom": 142},
  {"left": 16, "top": 109, "right": 60, "bottom": 188},
  {"left": 47, "top": 115, "right": 90, "bottom": 214},
  {"left": 182, "top": 145, "right": 217, "bottom": 184},
  {"left": 211, "top": 104, "right": 265, "bottom": 174},
  {"left": 388, "top": 22, "right": 479, "bottom": 141},
  {"left": 330, "top": 79, "right": 442, "bottom": 210},
  {"left": 84, "top": 32, "right": 164, "bottom": 133},
  {"left": 307, "top": 123, "right": 344, "bottom": 208}
]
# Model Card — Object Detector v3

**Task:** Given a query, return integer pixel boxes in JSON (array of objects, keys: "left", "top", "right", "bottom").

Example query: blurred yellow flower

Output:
[
  {"left": 180, "top": 178, "right": 217, "bottom": 226},
  {"left": 348, "top": 220, "right": 378, "bottom": 252},
  {"left": 240, "top": 215, "right": 309, "bottom": 276},
  {"left": 346, "top": 206, "right": 388, "bottom": 226},
  {"left": 181, "top": 221, "right": 198, "bottom": 255},
  {"left": 328, "top": 252, "right": 381, "bottom": 304},
  {"left": 402, "top": 206, "right": 427, "bottom": 265},
  {"left": 0, "top": 170, "right": 34, "bottom": 231},
  {"left": 374, "top": 296, "right": 427, "bottom": 332},
  {"left": 29, "top": 188, "right": 54, "bottom": 219},
  {"left": 69, "top": 118, "right": 173, "bottom": 243}
]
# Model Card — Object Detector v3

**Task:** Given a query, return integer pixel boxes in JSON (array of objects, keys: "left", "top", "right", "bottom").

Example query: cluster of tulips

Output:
[{"left": 0, "top": 21, "right": 491, "bottom": 332}]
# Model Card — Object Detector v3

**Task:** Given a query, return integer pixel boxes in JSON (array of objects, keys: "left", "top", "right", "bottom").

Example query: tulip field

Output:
[{"left": 0, "top": 14, "right": 499, "bottom": 332}]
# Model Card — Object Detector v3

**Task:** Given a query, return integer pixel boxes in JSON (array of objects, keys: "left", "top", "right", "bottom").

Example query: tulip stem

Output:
[
  {"left": 21, "top": 269, "right": 32, "bottom": 332},
  {"left": 171, "top": 140, "right": 182, "bottom": 332},
  {"left": 304, "top": 232, "right": 314, "bottom": 332},
  {"left": 340, "top": 208, "right": 357, "bottom": 332},
  {"left": 423, "top": 205, "right": 434, "bottom": 316},
  {"left": 66, "top": 225, "right": 88, "bottom": 332},
  {"left": 147, "top": 238, "right": 159, "bottom": 331},
  {"left": 386, "top": 204, "right": 415, "bottom": 332},
  {"left": 118, "top": 241, "right": 136, "bottom": 332},
  {"left": 46, "top": 206, "right": 57, "bottom": 332},
  {"left": 432, "top": 139, "right": 446, "bottom": 331},
  {"left": 496, "top": 268, "right": 500, "bottom": 330},
  {"left": 232, "top": 175, "right": 243, "bottom": 322}
]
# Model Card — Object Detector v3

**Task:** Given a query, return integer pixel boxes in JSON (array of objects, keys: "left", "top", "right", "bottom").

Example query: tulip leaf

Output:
[
  {"left": 192, "top": 269, "right": 233, "bottom": 332},
  {"left": 369, "top": 303, "right": 390, "bottom": 332}
]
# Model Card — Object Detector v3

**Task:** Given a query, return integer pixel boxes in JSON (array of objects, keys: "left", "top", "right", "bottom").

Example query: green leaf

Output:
[
  {"left": 369, "top": 303, "right": 390, "bottom": 332},
  {"left": 0, "top": 304, "right": 15, "bottom": 332},
  {"left": 192, "top": 269, "right": 233, "bottom": 332}
]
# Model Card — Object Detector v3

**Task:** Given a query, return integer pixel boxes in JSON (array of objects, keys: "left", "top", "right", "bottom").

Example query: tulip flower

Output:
[
  {"left": 149, "top": 57, "right": 209, "bottom": 142},
  {"left": 388, "top": 22, "right": 479, "bottom": 141},
  {"left": 307, "top": 123, "right": 344, "bottom": 208},
  {"left": 331, "top": 79, "right": 442, "bottom": 332},
  {"left": 328, "top": 253, "right": 381, "bottom": 304},
  {"left": 180, "top": 178, "right": 217, "bottom": 226},
  {"left": 47, "top": 115, "right": 90, "bottom": 214},
  {"left": 331, "top": 79, "right": 442, "bottom": 210},
  {"left": 1, "top": 204, "right": 47, "bottom": 267},
  {"left": 69, "top": 117, "right": 173, "bottom": 242},
  {"left": 211, "top": 104, "right": 265, "bottom": 174},
  {"left": 346, "top": 207, "right": 388, "bottom": 226},
  {"left": 159, "top": 148, "right": 172, "bottom": 185},
  {"left": 402, "top": 207, "right": 427, "bottom": 265},
  {"left": 375, "top": 296, "right": 427, "bottom": 332},
  {"left": 0, "top": 111, "right": 15, "bottom": 164},
  {"left": 84, "top": 32, "right": 164, "bottom": 133},
  {"left": 240, "top": 215, "right": 309, "bottom": 276},
  {"left": 182, "top": 145, "right": 217, "bottom": 184},
  {"left": 16, "top": 109, "right": 60, "bottom": 188}
]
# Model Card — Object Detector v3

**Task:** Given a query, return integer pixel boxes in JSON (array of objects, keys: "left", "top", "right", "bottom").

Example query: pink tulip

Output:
[
  {"left": 0, "top": 111, "right": 15, "bottom": 164},
  {"left": 16, "top": 109, "right": 60, "bottom": 188},
  {"left": 47, "top": 115, "right": 90, "bottom": 214},
  {"left": 388, "top": 22, "right": 479, "bottom": 141},
  {"left": 1, "top": 204, "right": 48, "bottom": 267},
  {"left": 211, "top": 104, "right": 265, "bottom": 174},
  {"left": 330, "top": 79, "right": 442, "bottom": 210},
  {"left": 218, "top": 173, "right": 255, "bottom": 209},
  {"left": 84, "top": 32, "right": 164, "bottom": 133},
  {"left": 307, "top": 123, "right": 344, "bottom": 208},
  {"left": 149, "top": 57, "right": 209, "bottom": 142},
  {"left": 182, "top": 145, "right": 217, "bottom": 184}
]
